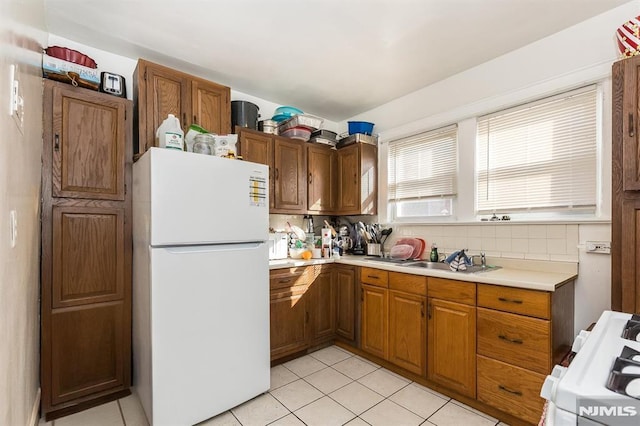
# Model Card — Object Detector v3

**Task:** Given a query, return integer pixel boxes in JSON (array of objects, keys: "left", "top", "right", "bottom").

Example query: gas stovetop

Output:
[{"left": 606, "top": 315, "right": 640, "bottom": 399}]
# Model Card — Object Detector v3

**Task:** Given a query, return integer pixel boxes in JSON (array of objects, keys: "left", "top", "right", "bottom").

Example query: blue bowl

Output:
[
  {"left": 271, "top": 114, "right": 290, "bottom": 122},
  {"left": 348, "top": 121, "right": 375, "bottom": 135},
  {"left": 274, "top": 105, "right": 304, "bottom": 117}
]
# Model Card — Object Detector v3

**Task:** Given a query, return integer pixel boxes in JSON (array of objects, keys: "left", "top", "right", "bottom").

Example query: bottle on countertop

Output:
[
  {"left": 429, "top": 243, "right": 439, "bottom": 262},
  {"left": 156, "top": 114, "right": 184, "bottom": 150}
]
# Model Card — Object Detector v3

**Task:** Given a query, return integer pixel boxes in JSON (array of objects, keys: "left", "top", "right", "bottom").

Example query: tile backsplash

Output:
[{"left": 387, "top": 223, "right": 579, "bottom": 262}]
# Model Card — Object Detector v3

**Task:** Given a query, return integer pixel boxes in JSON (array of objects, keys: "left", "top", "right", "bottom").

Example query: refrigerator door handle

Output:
[{"left": 160, "top": 242, "right": 265, "bottom": 254}]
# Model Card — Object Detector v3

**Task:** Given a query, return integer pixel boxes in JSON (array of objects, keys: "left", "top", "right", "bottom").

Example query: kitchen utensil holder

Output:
[{"left": 367, "top": 243, "right": 381, "bottom": 256}]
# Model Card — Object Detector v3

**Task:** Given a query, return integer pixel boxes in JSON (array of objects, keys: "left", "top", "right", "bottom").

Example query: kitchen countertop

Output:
[{"left": 269, "top": 255, "right": 578, "bottom": 292}]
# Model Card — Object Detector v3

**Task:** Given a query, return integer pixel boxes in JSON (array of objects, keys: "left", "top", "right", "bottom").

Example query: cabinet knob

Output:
[{"left": 54, "top": 133, "right": 60, "bottom": 151}]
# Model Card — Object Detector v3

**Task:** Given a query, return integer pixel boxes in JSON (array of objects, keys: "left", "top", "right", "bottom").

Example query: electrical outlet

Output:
[{"left": 585, "top": 241, "right": 610, "bottom": 254}]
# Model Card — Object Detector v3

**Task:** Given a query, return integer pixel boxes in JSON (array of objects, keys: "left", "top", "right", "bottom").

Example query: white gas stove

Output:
[{"left": 541, "top": 310, "right": 640, "bottom": 425}]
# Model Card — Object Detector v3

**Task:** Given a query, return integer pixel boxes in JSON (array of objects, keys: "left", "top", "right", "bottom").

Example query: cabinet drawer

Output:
[
  {"left": 477, "top": 308, "right": 550, "bottom": 374},
  {"left": 389, "top": 272, "right": 427, "bottom": 295},
  {"left": 477, "top": 284, "right": 550, "bottom": 319},
  {"left": 361, "top": 267, "right": 389, "bottom": 287},
  {"left": 477, "top": 355, "right": 546, "bottom": 425},
  {"left": 270, "top": 267, "right": 313, "bottom": 290},
  {"left": 428, "top": 277, "right": 475, "bottom": 305}
]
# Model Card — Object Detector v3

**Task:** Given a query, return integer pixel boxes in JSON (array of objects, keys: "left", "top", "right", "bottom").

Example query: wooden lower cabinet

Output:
[
  {"left": 477, "top": 355, "right": 546, "bottom": 424},
  {"left": 389, "top": 290, "right": 426, "bottom": 376},
  {"left": 310, "top": 267, "right": 335, "bottom": 345},
  {"left": 427, "top": 298, "right": 476, "bottom": 398},
  {"left": 361, "top": 284, "right": 389, "bottom": 359},
  {"left": 335, "top": 265, "right": 356, "bottom": 342}
]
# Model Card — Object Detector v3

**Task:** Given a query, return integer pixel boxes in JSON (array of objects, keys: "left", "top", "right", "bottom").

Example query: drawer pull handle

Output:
[
  {"left": 54, "top": 133, "right": 60, "bottom": 151},
  {"left": 630, "top": 113, "right": 635, "bottom": 137},
  {"left": 498, "top": 335, "right": 523, "bottom": 344},
  {"left": 367, "top": 275, "right": 380, "bottom": 279},
  {"left": 498, "top": 297, "right": 523, "bottom": 304},
  {"left": 498, "top": 385, "right": 523, "bottom": 396},
  {"left": 278, "top": 279, "right": 291, "bottom": 284}
]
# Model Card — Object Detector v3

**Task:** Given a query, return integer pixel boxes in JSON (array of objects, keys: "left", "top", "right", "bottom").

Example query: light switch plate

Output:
[
  {"left": 9, "top": 210, "right": 17, "bottom": 248},
  {"left": 9, "top": 64, "right": 24, "bottom": 134}
]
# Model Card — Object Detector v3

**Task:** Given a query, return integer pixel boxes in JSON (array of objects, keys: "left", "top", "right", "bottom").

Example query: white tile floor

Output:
[{"left": 39, "top": 346, "right": 511, "bottom": 426}]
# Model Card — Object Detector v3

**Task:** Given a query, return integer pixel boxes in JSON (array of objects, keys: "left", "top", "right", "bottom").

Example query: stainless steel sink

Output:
[{"left": 404, "top": 261, "right": 501, "bottom": 273}]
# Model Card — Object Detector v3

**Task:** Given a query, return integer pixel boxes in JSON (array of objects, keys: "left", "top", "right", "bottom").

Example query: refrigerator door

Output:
[
  {"left": 140, "top": 148, "right": 269, "bottom": 246},
  {"left": 147, "top": 242, "right": 269, "bottom": 426}
]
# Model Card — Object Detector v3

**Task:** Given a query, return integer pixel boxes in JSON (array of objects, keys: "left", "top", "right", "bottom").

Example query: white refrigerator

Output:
[{"left": 132, "top": 148, "right": 270, "bottom": 426}]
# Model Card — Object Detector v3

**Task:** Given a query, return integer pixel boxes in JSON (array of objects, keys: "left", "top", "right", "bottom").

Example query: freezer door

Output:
[
  {"left": 147, "top": 148, "right": 268, "bottom": 246},
  {"left": 149, "top": 243, "right": 270, "bottom": 426}
]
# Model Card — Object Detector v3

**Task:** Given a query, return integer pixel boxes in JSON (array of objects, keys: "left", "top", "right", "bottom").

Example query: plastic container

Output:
[
  {"left": 348, "top": 121, "right": 375, "bottom": 135},
  {"left": 156, "top": 114, "right": 184, "bottom": 150},
  {"left": 281, "top": 127, "right": 311, "bottom": 141},
  {"left": 192, "top": 133, "right": 215, "bottom": 155}
]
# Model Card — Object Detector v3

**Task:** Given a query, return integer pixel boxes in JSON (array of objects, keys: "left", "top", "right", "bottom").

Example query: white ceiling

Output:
[{"left": 44, "top": 0, "right": 629, "bottom": 121}]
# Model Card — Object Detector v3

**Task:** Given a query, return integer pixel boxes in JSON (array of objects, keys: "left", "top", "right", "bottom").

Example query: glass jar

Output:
[{"left": 192, "top": 133, "right": 216, "bottom": 155}]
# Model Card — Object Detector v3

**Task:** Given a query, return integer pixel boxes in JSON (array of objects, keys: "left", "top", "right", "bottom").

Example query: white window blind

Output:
[
  {"left": 476, "top": 85, "right": 597, "bottom": 214},
  {"left": 388, "top": 125, "right": 458, "bottom": 203}
]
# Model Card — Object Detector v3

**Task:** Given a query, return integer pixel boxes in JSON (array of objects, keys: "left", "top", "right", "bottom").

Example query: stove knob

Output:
[
  {"left": 571, "top": 330, "right": 591, "bottom": 353},
  {"left": 540, "top": 375, "right": 560, "bottom": 401}
]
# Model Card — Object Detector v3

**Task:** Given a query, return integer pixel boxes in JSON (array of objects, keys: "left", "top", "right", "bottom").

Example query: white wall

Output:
[
  {"left": 47, "top": 35, "right": 340, "bottom": 132},
  {"left": 0, "top": 1, "right": 48, "bottom": 425},
  {"left": 345, "top": 1, "right": 639, "bottom": 333}
]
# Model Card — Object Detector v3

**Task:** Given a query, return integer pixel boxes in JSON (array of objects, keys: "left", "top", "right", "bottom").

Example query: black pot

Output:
[{"left": 231, "top": 101, "right": 260, "bottom": 130}]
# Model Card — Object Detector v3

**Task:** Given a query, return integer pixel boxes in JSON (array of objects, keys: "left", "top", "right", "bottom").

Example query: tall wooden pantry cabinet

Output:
[{"left": 41, "top": 80, "right": 133, "bottom": 420}]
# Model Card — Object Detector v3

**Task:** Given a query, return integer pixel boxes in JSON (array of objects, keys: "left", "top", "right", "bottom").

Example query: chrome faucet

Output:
[{"left": 480, "top": 252, "right": 486, "bottom": 267}]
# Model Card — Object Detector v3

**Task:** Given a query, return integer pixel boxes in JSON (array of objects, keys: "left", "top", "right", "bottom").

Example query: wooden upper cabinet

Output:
[
  {"left": 615, "top": 56, "right": 640, "bottom": 191},
  {"left": 134, "top": 59, "right": 230, "bottom": 156},
  {"left": 49, "top": 82, "right": 127, "bottom": 200},
  {"left": 308, "top": 144, "right": 337, "bottom": 214},
  {"left": 337, "top": 143, "right": 377, "bottom": 215},
  {"left": 192, "top": 79, "right": 231, "bottom": 135},
  {"left": 273, "top": 137, "right": 306, "bottom": 212},
  {"left": 239, "top": 129, "right": 273, "bottom": 166}
]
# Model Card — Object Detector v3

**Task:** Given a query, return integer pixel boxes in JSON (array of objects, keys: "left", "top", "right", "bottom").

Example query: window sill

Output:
[{"left": 390, "top": 218, "right": 611, "bottom": 226}]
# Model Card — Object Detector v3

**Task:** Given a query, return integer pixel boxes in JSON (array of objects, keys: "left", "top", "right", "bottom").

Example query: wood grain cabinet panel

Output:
[
  {"left": 335, "top": 266, "right": 356, "bottom": 342},
  {"left": 51, "top": 84, "right": 126, "bottom": 200},
  {"left": 270, "top": 292, "right": 308, "bottom": 359},
  {"left": 361, "top": 284, "right": 388, "bottom": 359},
  {"left": 52, "top": 206, "right": 125, "bottom": 308},
  {"left": 310, "top": 267, "right": 336, "bottom": 344},
  {"left": 337, "top": 143, "right": 377, "bottom": 215},
  {"left": 389, "top": 290, "right": 426, "bottom": 376},
  {"left": 427, "top": 298, "right": 476, "bottom": 398},
  {"left": 42, "top": 80, "right": 132, "bottom": 420},
  {"left": 273, "top": 138, "right": 306, "bottom": 212},
  {"left": 307, "top": 144, "right": 337, "bottom": 213},
  {"left": 50, "top": 302, "right": 125, "bottom": 405},
  {"left": 477, "top": 355, "right": 546, "bottom": 425}
]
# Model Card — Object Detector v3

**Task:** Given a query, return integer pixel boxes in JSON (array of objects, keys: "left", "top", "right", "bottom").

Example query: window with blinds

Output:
[
  {"left": 388, "top": 125, "right": 458, "bottom": 218},
  {"left": 476, "top": 85, "right": 597, "bottom": 215}
]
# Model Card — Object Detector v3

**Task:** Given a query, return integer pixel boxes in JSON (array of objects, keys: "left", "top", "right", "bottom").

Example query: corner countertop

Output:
[{"left": 269, "top": 255, "right": 578, "bottom": 292}]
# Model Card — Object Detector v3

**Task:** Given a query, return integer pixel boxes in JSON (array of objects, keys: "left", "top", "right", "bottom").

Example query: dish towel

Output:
[{"left": 446, "top": 250, "right": 471, "bottom": 271}]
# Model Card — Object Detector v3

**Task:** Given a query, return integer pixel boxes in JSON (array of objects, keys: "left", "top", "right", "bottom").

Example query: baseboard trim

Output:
[{"left": 29, "top": 388, "right": 41, "bottom": 426}]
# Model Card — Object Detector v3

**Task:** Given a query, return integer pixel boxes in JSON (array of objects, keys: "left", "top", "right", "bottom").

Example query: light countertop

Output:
[{"left": 269, "top": 255, "right": 578, "bottom": 292}]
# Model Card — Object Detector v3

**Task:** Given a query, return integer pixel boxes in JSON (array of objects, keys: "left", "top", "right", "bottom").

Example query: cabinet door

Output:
[
  {"left": 311, "top": 268, "right": 335, "bottom": 344},
  {"left": 143, "top": 62, "right": 190, "bottom": 151},
  {"left": 428, "top": 298, "right": 476, "bottom": 398},
  {"left": 52, "top": 205, "right": 126, "bottom": 308},
  {"left": 270, "top": 293, "right": 308, "bottom": 359},
  {"left": 361, "top": 284, "right": 388, "bottom": 359},
  {"left": 337, "top": 144, "right": 360, "bottom": 214},
  {"left": 50, "top": 301, "right": 126, "bottom": 405},
  {"left": 191, "top": 79, "right": 230, "bottom": 135},
  {"left": 619, "top": 56, "right": 640, "bottom": 191},
  {"left": 273, "top": 138, "right": 306, "bottom": 212},
  {"left": 51, "top": 84, "right": 126, "bottom": 200},
  {"left": 620, "top": 199, "right": 640, "bottom": 313},
  {"left": 335, "top": 266, "right": 356, "bottom": 342},
  {"left": 389, "top": 290, "right": 426, "bottom": 376},
  {"left": 308, "top": 144, "right": 336, "bottom": 213}
]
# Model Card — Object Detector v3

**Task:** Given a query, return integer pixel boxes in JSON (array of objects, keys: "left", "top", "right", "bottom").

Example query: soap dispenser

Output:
[{"left": 429, "top": 243, "right": 439, "bottom": 262}]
